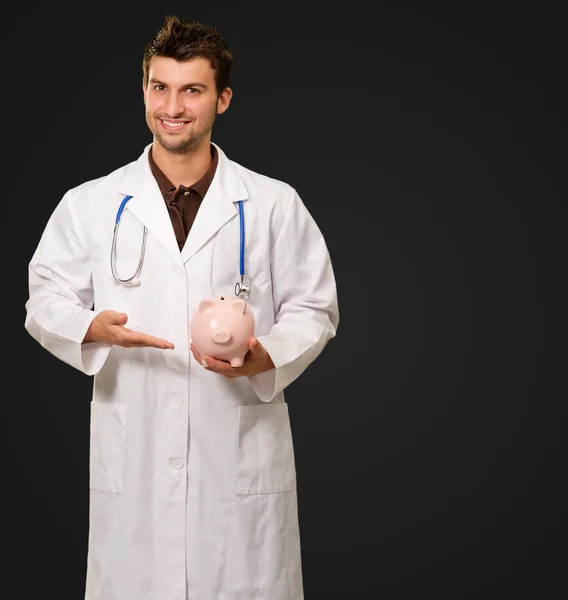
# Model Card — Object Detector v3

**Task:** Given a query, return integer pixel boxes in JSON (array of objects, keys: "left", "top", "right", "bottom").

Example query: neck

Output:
[{"left": 151, "top": 138, "right": 212, "bottom": 189}]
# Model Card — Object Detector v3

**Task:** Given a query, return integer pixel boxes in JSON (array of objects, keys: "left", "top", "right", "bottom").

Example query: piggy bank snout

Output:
[{"left": 211, "top": 330, "right": 232, "bottom": 344}]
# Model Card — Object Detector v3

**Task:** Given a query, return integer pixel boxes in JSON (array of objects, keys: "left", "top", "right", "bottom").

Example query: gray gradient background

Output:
[{"left": 7, "top": 1, "right": 559, "bottom": 598}]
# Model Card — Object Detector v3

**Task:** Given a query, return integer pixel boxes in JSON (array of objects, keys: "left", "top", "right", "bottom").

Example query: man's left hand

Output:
[{"left": 190, "top": 337, "right": 275, "bottom": 378}]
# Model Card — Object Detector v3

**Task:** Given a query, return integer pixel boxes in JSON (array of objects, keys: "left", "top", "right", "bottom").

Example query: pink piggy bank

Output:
[{"left": 190, "top": 296, "right": 256, "bottom": 367}]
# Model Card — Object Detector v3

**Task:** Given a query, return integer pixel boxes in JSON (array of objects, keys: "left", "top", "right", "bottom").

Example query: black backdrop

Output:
[{"left": 8, "top": 2, "right": 559, "bottom": 598}]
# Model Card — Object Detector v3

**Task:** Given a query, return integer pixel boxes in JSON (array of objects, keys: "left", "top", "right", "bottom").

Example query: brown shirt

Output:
[{"left": 148, "top": 144, "right": 219, "bottom": 251}]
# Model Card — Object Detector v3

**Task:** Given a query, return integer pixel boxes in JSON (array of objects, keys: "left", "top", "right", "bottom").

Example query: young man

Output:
[{"left": 25, "top": 15, "right": 339, "bottom": 600}]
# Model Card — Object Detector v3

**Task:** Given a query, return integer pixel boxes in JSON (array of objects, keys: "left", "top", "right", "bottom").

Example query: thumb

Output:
[
  {"left": 249, "top": 337, "right": 259, "bottom": 351},
  {"left": 115, "top": 312, "right": 128, "bottom": 326}
]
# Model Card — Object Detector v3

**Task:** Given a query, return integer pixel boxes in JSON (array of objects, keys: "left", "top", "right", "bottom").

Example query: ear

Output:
[
  {"left": 199, "top": 298, "right": 216, "bottom": 313},
  {"left": 230, "top": 298, "right": 246, "bottom": 313},
  {"left": 217, "top": 86, "right": 233, "bottom": 115}
]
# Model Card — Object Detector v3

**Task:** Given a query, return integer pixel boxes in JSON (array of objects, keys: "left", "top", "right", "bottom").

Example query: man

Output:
[{"left": 25, "top": 15, "right": 339, "bottom": 600}]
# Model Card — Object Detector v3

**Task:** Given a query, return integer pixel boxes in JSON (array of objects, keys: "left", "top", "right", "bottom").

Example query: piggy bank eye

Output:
[
  {"left": 224, "top": 313, "right": 229, "bottom": 318},
  {"left": 215, "top": 313, "right": 220, "bottom": 318}
]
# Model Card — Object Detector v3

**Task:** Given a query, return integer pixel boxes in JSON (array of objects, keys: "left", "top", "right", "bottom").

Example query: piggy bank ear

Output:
[
  {"left": 230, "top": 298, "right": 247, "bottom": 314},
  {"left": 198, "top": 298, "right": 216, "bottom": 313}
]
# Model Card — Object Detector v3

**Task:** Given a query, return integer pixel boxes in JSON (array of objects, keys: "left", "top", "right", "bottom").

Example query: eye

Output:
[
  {"left": 153, "top": 84, "right": 166, "bottom": 91},
  {"left": 187, "top": 88, "right": 200, "bottom": 94}
]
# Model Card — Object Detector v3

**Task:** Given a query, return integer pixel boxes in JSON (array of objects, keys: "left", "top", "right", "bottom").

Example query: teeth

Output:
[{"left": 162, "top": 120, "right": 187, "bottom": 127}]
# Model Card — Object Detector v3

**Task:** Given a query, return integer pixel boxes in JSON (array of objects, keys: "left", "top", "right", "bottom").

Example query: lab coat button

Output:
[
  {"left": 172, "top": 394, "right": 184, "bottom": 405},
  {"left": 172, "top": 458, "right": 183, "bottom": 469},
  {"left": 172, "top": 267, "right": 184, "bottom": 277},
  {"left": 174, "top": 330, "right": 184, "bottom": 340}
]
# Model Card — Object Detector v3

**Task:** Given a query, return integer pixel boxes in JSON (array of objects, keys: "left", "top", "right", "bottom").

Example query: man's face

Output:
[{"left": 143, "top": 56, "right": 231, "bottom": 154}]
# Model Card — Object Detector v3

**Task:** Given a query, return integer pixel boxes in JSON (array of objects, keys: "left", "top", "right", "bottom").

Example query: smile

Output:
[{"left": 159, "top": 119, "right": 191, "bottom": 132}]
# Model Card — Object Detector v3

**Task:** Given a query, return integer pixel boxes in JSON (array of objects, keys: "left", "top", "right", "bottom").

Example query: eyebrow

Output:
[{"left": 149, "top": 78, "right": 208, "bottom": 90}]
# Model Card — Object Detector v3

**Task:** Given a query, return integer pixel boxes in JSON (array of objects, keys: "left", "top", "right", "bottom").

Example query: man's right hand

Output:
[{"left": 82, "top": 310, "right": 175, "bottom": 349}]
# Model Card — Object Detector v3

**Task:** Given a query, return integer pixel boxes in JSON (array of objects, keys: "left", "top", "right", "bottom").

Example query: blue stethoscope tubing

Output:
[
  {"left": 111, "top": 195, "right": 250, "bottom": 299},
  {"left": 110, "top": 195, "right": 147, "bottom": 285},
  {"left": 234, "top": 199, "right": 251, "bottom": 299}
]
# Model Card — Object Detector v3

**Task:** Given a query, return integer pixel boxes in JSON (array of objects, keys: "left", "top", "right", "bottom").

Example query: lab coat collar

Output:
[{"left": 118, "top": 141, "right": 250, "bottom": 266}]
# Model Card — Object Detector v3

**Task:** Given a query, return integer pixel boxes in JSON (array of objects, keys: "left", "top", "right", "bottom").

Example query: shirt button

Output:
[
  {"left": 172, "top": 394, "right": 185, "bottom": 405},
  {"left": 172, "top": 458, "right": 183, "bottom": 469},
  {"left": 174, "top": 330, "right": 184, "bottom": 340},
  {"left": 184, "top": 190, "right": 190, "bottom": 196}
]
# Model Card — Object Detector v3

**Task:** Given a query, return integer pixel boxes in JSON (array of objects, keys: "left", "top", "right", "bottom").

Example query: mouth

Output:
[{"left": 159, "top": 118, "right": 192, "bottom": 132}]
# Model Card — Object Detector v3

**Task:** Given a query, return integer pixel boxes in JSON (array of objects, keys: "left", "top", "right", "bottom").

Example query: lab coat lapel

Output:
[
  {"left": 118, "top": 144, "right": 183, "bottom": 266},
  {"left": 180, "top": 142, "right": 250, "bottom": 265}
]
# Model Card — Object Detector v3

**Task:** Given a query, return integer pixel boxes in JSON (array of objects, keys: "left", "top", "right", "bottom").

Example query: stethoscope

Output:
[{"left": 110, "top": 194, "right": 251, "bottom": 300}]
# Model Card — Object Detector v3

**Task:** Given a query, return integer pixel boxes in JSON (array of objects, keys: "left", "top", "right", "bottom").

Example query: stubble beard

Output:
[{"left": 147, "top": 105, "right": 218, "bottom": 155}]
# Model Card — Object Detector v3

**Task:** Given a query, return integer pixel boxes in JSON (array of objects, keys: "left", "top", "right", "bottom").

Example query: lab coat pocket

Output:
[
  {"left": 91, "top": 262, "right": 140, "bottom": 329},
  {"left": 89, "top": 401, "right": 127, "bottom": 494},
  {"left": 237, "top": 403, "right": 297, "bottom": 495}
]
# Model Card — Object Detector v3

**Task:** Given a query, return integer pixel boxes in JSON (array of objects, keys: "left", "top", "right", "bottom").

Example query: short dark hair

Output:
[{"left": 143, "top": 15, "right": 233, "bottom": 96}]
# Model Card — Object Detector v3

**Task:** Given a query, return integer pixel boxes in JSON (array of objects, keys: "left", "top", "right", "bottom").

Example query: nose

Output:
[
  {"left": 165, "top": 92, "right": 184, "bottom": 118},
  {"left": 211, "top": 330, "right": 232, "bottom": 345}
]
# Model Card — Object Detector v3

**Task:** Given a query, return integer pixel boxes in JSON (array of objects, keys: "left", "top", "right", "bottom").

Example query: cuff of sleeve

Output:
[
  {"left": 247, "top": 333, "right": 286, "bottom": 402},
  {"left": 248, "top": 368, "right": 278, "bottom": 403},
  {"left": 66, "top": 309, "right": 112, "bottom": 375},
  {"left": 78, "top": 341, "right": 113, "bottom": 375}
]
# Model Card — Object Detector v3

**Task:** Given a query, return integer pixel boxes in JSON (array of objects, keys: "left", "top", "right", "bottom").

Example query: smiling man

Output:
[
  {"left": 144, "top": 55, "right": 231, "bottom": 154},
  {"left": 24, "top": 14, "right": 339, "bottom": 600}
]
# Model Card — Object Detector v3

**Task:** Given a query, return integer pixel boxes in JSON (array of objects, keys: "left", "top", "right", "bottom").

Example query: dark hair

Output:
[{"left": 143, "top": 15, "right": 233, "bottom": 96}]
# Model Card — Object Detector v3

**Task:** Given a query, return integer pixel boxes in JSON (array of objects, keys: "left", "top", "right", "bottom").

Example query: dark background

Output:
[{"left": 8, "top": 1, "right": 560, "bottom": 598}]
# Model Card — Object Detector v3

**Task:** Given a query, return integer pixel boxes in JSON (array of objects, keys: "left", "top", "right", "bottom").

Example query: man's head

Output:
[{"left": 142, "top": 16, "right": 233, "bottom": 154}]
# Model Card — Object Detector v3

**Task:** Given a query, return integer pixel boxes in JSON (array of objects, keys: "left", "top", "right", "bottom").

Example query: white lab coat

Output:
[{"left": 24, "top": 141, "right": 339, "bottom": 600}]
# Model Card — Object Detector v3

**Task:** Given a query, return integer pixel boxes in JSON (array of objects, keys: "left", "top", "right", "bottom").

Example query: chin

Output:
[{"left": 166, "top": 138, "right": 200, "bottom": 154}]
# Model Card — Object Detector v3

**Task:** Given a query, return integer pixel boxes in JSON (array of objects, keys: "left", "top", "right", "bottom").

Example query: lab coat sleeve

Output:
[
  {"left": 248, "top": 188, "right": 339, "bottom": 402},
  {"left": 24, "top": 189, "right": 112, "bottom": 375}
]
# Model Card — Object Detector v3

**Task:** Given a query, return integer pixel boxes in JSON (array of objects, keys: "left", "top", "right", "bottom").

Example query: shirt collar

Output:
[{"left": 148, "top": 143, "right": 218, "bottom": 199}]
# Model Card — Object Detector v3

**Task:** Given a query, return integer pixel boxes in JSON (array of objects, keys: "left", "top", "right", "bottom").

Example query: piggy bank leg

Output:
[{"left": 230, "top": 357, "right": 244, "bottom": 367}]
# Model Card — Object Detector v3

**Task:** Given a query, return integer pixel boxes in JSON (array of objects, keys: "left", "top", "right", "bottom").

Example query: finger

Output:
[
  {"left": 120, "top": 331, "right": 174, "bottom": 349},
  {"left": 248, "top": 337, "right": 263, "bottom": 356},
  {"left": 190, "top": 344, "right": 205, "bottom": 366},
  {"left": 201, "top": 355, "right": 248, "bottom": 379},
  {"left": 203, "top": 356, "right": 234, "bottom": 373},
  {"left": 242, "top": 337, "right": 261, "bottom": 363},
  {"left": 109, "top": 311, "right": 129, "bottom": 326}
]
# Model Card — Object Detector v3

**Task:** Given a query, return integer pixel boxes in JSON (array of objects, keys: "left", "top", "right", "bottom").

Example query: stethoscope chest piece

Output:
[{"left": 235, "top": 276, "right": 251, "bottom": 301}]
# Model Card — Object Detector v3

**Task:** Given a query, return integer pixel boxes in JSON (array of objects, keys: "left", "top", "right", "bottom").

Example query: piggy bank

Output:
[{"left": 190, "top": 296, "right": 255, "bottom": 367}]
